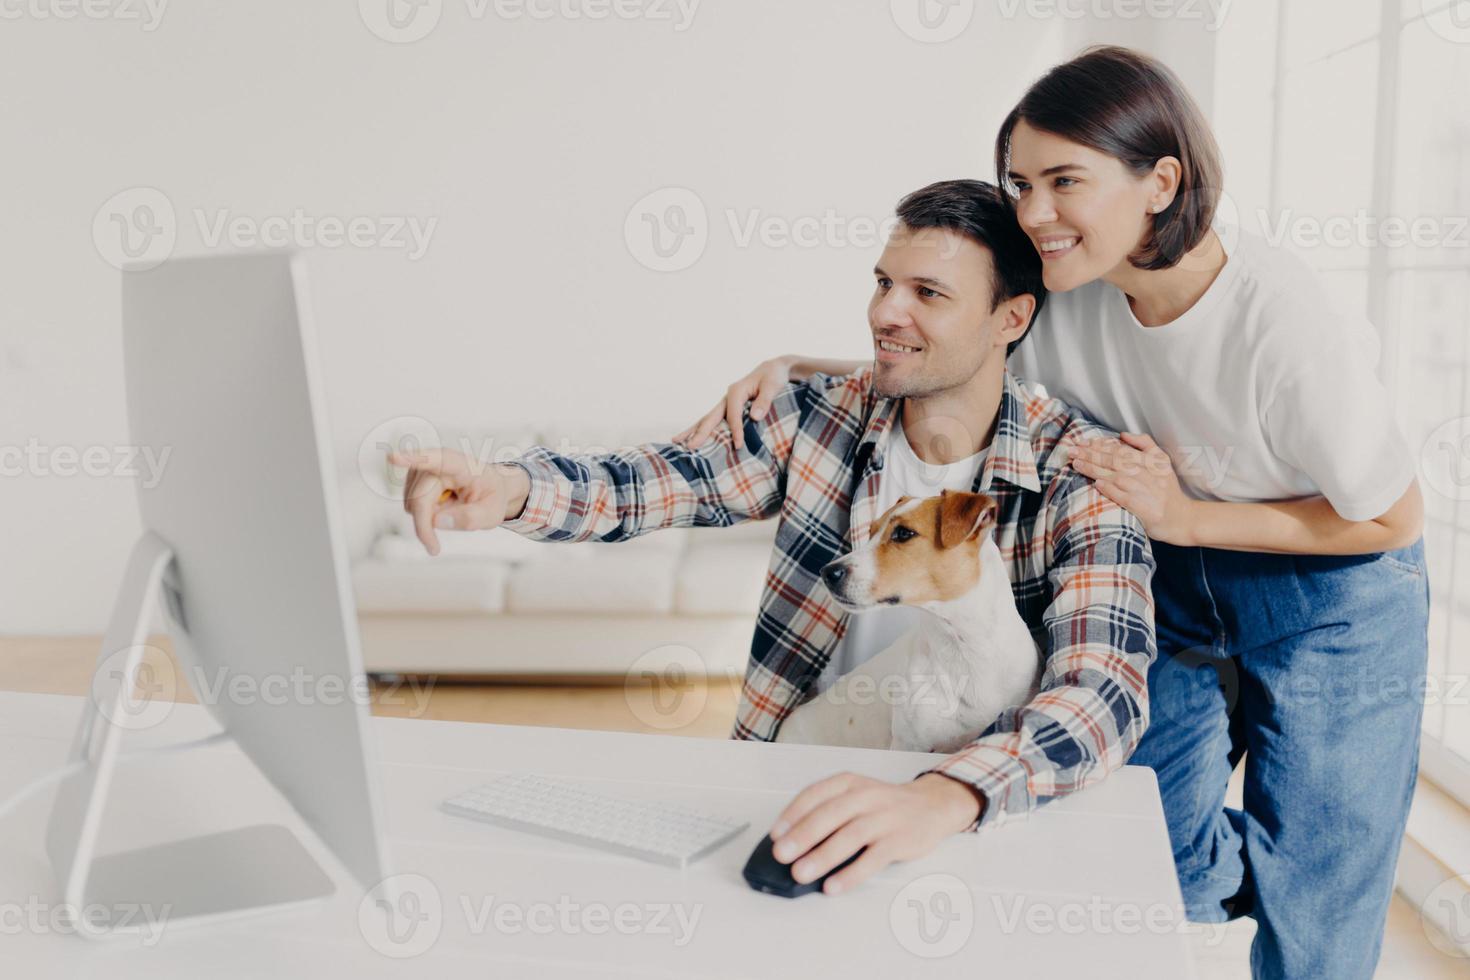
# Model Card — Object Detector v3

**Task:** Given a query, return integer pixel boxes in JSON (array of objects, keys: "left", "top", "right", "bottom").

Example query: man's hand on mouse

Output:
[
  {"left": 389, "top": 448, "right": 532, "bottom": 556},
  {"left": 767, "top": 772, "right": 985, "bottom": 895}
]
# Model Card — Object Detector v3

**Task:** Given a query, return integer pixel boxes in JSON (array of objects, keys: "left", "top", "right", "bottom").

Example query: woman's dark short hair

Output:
[
  {"left": 994, "top": 45, "right": 1223, "bottom": 271},
  {"left": 894, "top": 178, "right": 1047, "bottom": 351}
]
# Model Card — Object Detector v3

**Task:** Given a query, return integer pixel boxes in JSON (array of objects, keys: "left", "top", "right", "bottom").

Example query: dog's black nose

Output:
[{"left": 821, "top": 563, "right": 848, "bottom": 590}]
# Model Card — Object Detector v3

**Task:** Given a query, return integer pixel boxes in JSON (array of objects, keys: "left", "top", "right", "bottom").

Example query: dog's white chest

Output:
[{"left": 776, "top": 563, "right": 1040, "bottom": 753}]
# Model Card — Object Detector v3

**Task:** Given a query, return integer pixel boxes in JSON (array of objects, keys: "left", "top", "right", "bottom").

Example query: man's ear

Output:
[
  {"left": 996, "top": 293, "right": 1036, "bottom": 348},
  {"left": 937, "top": 490, "right": 998, "bottom": 549}
]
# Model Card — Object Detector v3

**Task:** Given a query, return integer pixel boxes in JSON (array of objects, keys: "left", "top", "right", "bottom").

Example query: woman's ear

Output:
[{"left": 1148, "top": 155, "right": 1183, "bottom": 213}]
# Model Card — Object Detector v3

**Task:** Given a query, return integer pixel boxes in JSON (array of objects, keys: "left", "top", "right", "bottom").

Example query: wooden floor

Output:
[
  {"left": 0, "top": 633, "right": 744, "bottom": 738},
  {"left": 4, "top": 634, "right": 1464, "bottom": 978}
]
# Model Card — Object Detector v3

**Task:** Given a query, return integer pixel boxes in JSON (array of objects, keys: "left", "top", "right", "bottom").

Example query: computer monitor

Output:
[{"left": 47, "top": 251, "right": 393, "bottom": 935}]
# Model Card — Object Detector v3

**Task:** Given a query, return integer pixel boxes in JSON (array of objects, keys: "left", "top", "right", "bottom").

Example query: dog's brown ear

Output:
[{"left": 937, "top": 490, "right": 998, "bottom": 549}]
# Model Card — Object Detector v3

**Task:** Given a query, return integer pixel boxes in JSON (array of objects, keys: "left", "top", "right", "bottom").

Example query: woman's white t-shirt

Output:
[
  {"left": 1010, "top": 227, "right": 1415, "bottom": 522},
  {"left": 814, "top": 412, "right": 989, "bottom": 694}
]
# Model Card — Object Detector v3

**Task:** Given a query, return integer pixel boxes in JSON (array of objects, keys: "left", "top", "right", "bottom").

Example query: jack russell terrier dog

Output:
[{"left": 775, "top": 490, "right": 1041, "bottom": 754}]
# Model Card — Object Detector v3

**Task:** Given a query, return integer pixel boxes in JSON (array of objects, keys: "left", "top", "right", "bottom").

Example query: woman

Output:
[{"left": 674, "top": 47, "right": 1429, "bottom": 980}]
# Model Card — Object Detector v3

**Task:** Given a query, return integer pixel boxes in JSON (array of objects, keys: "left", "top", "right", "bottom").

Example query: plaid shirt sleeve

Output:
[
  {"left": 920, "top": 471, "right": 1157, "bottom": 831},
  {"left": 498, "top": 380, "right": 817, "bottom": 542}
]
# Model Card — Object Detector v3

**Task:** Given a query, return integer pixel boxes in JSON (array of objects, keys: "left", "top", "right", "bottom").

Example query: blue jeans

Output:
[{"left": 1129, "top": 538, "right": 1430, "bottom": 980}]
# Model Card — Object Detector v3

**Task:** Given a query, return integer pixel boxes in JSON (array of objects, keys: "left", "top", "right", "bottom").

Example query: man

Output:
[{"left": 392, "top": 179, "right": 1156, "bottom": 896}]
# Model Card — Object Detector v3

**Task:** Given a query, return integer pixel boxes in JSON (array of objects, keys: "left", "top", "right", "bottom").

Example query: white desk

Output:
[{"left": 0, "top": 692, "right": 1194, "bottom": 978}]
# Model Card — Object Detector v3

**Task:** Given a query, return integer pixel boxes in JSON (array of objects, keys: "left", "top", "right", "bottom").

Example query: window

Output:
[{"left": 1254, "top": 0, "right": 1470, "bottom": 804}]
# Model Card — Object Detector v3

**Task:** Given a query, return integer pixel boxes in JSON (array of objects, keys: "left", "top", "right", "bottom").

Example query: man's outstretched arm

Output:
[{"left": 392, "top": 379, "right": 817, "bottom": 555}]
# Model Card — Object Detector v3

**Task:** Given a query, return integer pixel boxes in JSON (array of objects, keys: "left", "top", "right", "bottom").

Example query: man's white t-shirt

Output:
[
  {"left": 1010, "top": 227, "right": 1415, "bottom": 522},
  {"left": 813, "top": 412, "right": 989, "bottom": 694}
]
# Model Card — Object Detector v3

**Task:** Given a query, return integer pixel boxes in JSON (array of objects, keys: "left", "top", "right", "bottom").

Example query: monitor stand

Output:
[{"left": 45, "top": 531, "right": 336, "bottom": 939}]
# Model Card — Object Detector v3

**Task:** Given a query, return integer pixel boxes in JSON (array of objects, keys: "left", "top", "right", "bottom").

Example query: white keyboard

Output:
[{"left": 441, "top": 772, "right": 750, "bottom": 868}]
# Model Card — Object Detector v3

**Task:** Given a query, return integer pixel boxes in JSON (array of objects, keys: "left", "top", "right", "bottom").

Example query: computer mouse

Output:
[{"left": 742, "top": 834, "right": 864, "bottom": 898}]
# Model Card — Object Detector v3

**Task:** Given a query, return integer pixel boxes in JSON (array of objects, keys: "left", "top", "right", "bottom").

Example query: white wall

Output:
[{"left": 3, "top": 1, "right": 1088, "bottom": 633}]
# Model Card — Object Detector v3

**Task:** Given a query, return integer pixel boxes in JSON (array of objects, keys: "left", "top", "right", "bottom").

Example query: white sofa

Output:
[{"left": 341, "top": 424, "right": 778, "bottom": 679}]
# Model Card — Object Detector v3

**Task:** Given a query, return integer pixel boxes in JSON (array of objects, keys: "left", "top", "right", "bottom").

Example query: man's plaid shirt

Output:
[{"left": 502, "top": 368, "right": 1157, "bottom": 831}]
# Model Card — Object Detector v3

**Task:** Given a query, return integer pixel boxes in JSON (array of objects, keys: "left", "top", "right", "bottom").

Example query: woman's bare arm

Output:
[{"left": 1071, "top": 432, "right": 1425, "bottom": 555}]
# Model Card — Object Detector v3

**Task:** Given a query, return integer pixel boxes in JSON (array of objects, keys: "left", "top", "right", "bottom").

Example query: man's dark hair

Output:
[{"left": 894, "top": 178, "right": 1047, "bottom": 355}]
